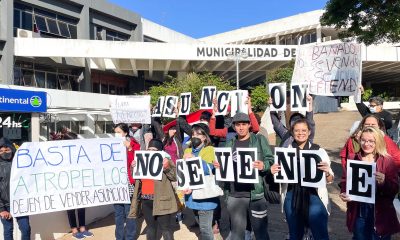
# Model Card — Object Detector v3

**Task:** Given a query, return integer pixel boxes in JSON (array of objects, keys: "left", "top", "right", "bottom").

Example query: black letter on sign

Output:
[
  {"left": 187, "top": 160, "right": 204, "bottom": 187},
  {"left": 238, "top": 151, "right": 256, "bottom": 179},
  {"left": 271, "top": 85, "right": 285, "bottom": 110},
  {"left": 275, "top": 151, "right": 296, "bottom": 181},
  {"left": 200, "top": 86, "right": 216, "bottom": 109},
  {"left": 291, "top": 84, "right": 307, "bottom": 108},
  {"left": 152, "top": 96, "right": 164, "bottom": 117},
  {"left": 215, "top": 151, "right": 230, "bottom": 179},
  {"left": 164, "top": 97, "right": 175, "bottom": 115},
  {"left": 180, "top": 93, "right": 191, "bottom": 115},
  {"left": 149, "top": 153, "right": 163, "bottom": 177},
  {"left": 134, "top": 153, "right": 149, "bottom": 176},
  {"left": 217, "top": 92, "right": 230, "bottom": 113},
  {"left": 302, "top": 153, "right": 323, "bottom": 183},
  {"left": 349, "top": 162, "right": 373, "bottom": 197},
  {"left": 176, "top": 161, "right": 186, "bottom": 188}
]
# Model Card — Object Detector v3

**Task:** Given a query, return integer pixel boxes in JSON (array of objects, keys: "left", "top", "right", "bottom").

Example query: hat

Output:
[
  {"left": 232, "top": 112, "right": 250, "bottom": 123},
  {"left": 148, "top": 139, "right": 163, "bottom": 151},
  {"left": 192, "top": 123, "right": 210, "bottom": 135}
]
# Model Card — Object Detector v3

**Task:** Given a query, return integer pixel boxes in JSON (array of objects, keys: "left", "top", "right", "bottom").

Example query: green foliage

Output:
[
  {"left": 266, "top": 60, "right": 294, "bottom": 90},
  {"left": 362, "top": 88, "right": 373, "bottom": 102},
  {"left": 320, "top": 0, "right": 400, "bottom": 45},
  {"left": 378, "top": 91, "right": 390, "bottom": 101},
  {"left": 249, "top": 85, "right": 269, "bottom": 113},
  {"left": 145, "top": 72, "right": 235, "bottom": 113}
]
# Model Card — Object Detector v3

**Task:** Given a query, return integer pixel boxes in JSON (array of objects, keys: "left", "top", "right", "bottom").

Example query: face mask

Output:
[
  {"left": 191, "top": 137, "right": 203, "bottom": 149},
  {"left": 369, "top": 106, "right": 377, "bottom": 113},
  {"left": 115, "top": 133, "right": 123, "bottom": 138},
  {"left": 0, "top": 152, "right": 12, "bottom": 160}
]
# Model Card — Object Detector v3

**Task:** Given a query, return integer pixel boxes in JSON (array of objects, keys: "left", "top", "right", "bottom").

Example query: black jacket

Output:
[{"left": 0, "top": 138, "right": 16, "bottom": 212}]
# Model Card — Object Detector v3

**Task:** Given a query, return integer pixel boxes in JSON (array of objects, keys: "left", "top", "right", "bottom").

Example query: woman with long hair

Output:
[
  {"left": 183, "top": 125, "right": 219, "bottom": 240},
  {"left": 113, "top": 123, "right": 139, "bottom": 240},
  {"left": 271, "top": 118, "right": 334, "bottom": 240},
  {"left": 340, "top": 127, "right": 400, "bottom": 239}
]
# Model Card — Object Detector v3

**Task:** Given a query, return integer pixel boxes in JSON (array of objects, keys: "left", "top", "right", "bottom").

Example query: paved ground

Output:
[{"left": 58, "top": 110, "right": 400, "bottom": 240}]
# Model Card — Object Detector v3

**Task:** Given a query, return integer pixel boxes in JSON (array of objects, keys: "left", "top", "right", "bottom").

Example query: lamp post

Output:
[{"left": 228, "top": 50, "right": 248, "bottom": 90}]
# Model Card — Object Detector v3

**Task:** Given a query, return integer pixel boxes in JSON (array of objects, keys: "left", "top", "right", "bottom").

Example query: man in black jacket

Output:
[
  {"left": 0, "top": 138, "right": 31, "bottom": 240},
  {"left": 356, "top": 95, "right": 393, "bottom": 132}
]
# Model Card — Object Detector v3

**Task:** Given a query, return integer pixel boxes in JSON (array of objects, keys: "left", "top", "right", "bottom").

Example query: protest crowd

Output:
[
  {"left": 1, "top": 82, "right": 400, "bottom": 240},
  {"left": 1, "top": 43, "right": 400, "bottom": 240}
]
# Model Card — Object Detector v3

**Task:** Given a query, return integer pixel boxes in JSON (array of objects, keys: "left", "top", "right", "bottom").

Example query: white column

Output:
[
  {"left": 316, "top": 26, "right": 322, "bottom": 43},
  {"left": 31, "top": 113, "right": 40, "bottom": 142}
]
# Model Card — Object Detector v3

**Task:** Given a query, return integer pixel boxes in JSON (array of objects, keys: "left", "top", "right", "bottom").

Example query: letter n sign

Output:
[{"left": 346, "top": 160, "right": 376, "bottom": 204}]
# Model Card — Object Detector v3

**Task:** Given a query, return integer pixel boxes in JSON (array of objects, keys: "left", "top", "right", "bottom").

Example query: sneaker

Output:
[
  {"left": 72, "top": 232, "right": 85, "bottom": 240},
  {"left": 81, "top": 230, "right": 94, "bottom": 238}
]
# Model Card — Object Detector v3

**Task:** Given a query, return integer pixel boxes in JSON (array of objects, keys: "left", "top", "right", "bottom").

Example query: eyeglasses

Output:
[{"left": 360, "top": 139, "right": 376, "bottom": 145}]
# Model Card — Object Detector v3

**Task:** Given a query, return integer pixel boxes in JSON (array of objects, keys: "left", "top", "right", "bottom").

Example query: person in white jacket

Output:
[{"left": 270, "top": 118, "right": 334, "bottom": 240}]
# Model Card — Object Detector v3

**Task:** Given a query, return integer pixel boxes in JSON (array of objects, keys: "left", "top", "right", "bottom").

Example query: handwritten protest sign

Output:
[
  {"left": 346, "top": 160, "right": 376, "bottom": 204},
  {"left": 292, "top": 42, "right": 362, "bottom": 96},
  {"left": 133, "top": 151, "right": 164, "bottom": 180},
  {"left": 110, "top": 95, "right": 151, "bottom": 124},
  {"left": 10, "top": 138, "right": 130, "bottom": 217}
]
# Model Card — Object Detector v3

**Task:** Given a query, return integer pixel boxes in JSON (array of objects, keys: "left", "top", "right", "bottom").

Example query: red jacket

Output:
[
  {"left": 127, "top": 137, "right": 140, "bottom": 184},
  {"left": 209, "top": 112, "right": 260, "bottom": 138},
  {"left": 341, "top": 153, "right": 400, "bottom": 236},
  {"left": 384, "top": 135, "right": 400, "bottom": 169}
]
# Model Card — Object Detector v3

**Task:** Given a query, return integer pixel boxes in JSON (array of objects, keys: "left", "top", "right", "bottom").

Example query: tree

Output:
[
  {"left": 146, "top": 72, "right": 235, "bottom": 113},
  {"left": 249, "top": 85, "right": 269, "bottom": 113},
  {"left": 320, "top": 0, "right": 400, "bottom": 45},
  {"left": 266, "top": 60, "right": 294, "bottom": 90}
]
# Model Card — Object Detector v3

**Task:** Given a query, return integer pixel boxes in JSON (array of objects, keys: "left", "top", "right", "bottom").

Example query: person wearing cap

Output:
[
  {"left": 269, "top": 95, "right": 315, "bottom": 147},
  {"left": 129, "top": 139, "right": 178, "bottom": 240},
  {"left": 182, "top": 124, "right": 219, "bottom": 240},
  {"left": 0, "top": 137, "right": 31, "bottom": 240},
  {"left": 214, "top": 112, "right": 274, "bottom": 240},
  {"left": 357, "top": 86, "right": 393, "bottom": 133}
]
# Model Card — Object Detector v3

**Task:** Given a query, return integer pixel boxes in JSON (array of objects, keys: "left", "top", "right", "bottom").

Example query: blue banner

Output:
[{"left": 0, "top": 88, "right": 47, "bottom": 113}]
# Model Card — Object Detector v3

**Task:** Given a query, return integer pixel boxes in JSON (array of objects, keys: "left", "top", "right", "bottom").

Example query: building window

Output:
[
  {"left": 95, "top": 121, "right": 115, "bottom": 134},
  {"left": 106, "top": 30, "right": 130, "bottom": 41},
  {"left": 14, "top": 3, "right": 77, "bottom": 39},
  {"left": 57, "top": 121, "right": 85, "bottom": 134},
  {"left": 13, "top": 63, "right": 80, "bottom": 91}
]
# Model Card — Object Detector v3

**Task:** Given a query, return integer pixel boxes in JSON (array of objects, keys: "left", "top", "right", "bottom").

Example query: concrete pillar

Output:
[
  {"left": 78, "top": 4, "right": 92, "bottom": 92},
  {"left": 31, "top": 113, "right": 40, "bottom": 142},
  {"left": 275, "top": 36, "right": 280, "bottom": 45},
  {"left": 316, "top": 26, "right": 322, "bottom": 43},
  {"left": 0, "top": 0, "right": 14, "bottom": 84}
]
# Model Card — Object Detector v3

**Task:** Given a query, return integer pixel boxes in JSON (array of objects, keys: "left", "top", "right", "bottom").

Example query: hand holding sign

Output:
[
  {"left": 375, "top": 172, "right": 385, "bottom": 185},
  {"left": 252, "top": 160, "right": 264, "bottom": 171},
  {"left": 339, "top": 192, "right": 352, "bottom": 202},
  {"left": 270, "top": 163, "right": 281, "bottom": 175}
]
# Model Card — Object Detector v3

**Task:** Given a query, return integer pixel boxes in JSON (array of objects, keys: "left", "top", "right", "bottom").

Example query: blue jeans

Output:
[
  {"left": 1, "top": 207, "right": 30, "bottom": 240},
  {"left": 284, "top": 190, "right": 329, "bottom": 240},
  {"left": 353, "top": 203, "right": 391, "bottom": 240},
  {"left": 114, "top": 204, "right": 137, "bottom": 240},
  {"left": 194, "top": 210, "right": 214, "bottom": 240}
]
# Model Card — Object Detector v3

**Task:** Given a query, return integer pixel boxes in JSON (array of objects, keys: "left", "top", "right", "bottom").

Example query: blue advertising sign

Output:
[{"left": 0, "top": 88, "right": 47, "bottom": 113}]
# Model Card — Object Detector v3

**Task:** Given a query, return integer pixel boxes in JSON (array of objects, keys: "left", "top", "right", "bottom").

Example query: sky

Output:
[{"left": 108, "top": 0, "right": 329, "bottom": 39}]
